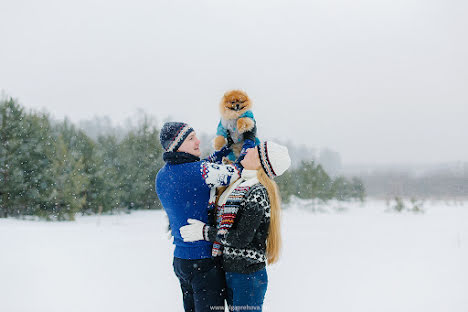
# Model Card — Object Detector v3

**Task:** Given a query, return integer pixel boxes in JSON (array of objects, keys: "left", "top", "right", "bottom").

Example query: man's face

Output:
[{"left": 177, "top": 132, "right": 201, "bottom": 157}]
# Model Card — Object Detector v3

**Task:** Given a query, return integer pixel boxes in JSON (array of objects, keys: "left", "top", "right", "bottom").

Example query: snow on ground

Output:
[{"left": 0, "top": 200, "right": 467, "bottom": 312}]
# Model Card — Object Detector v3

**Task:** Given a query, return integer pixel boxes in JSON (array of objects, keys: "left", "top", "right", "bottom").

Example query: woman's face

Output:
[{"left": 240, "top": 148, "right": 261, "bottom": 170}]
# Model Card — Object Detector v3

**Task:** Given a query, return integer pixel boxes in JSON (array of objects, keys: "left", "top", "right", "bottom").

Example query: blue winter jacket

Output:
[{"left": 156, "top": 150, "right": 241, "bottom": 260}]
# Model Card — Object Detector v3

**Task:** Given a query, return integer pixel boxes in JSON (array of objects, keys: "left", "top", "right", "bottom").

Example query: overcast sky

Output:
[{"left": 1, "top": 0, "right": 467, "bottom": 165}]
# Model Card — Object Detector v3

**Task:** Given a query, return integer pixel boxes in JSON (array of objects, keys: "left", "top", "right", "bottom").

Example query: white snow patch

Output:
[{"left": 0, "top": 200, "right": 467, "bottom": 312}]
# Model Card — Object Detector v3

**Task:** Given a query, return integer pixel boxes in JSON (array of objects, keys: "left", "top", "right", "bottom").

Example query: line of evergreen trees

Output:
[
  {"left": 0, "top": 97, "right": 163, "bottom": 220},
  {"left": 275, "top": 160, "right": 365, "bottom": 203},
  {"left": 0, "top": 96, "right": 365, "bottom": 221}
]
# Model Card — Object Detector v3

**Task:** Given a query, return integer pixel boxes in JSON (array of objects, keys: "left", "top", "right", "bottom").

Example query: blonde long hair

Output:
[{"left": 257, "top": 168, "right": 282, "bottom": 265}]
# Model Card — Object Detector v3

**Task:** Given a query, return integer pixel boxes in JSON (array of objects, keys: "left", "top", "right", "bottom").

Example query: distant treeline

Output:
[
  {"left": 0, "top": 96, "right": 365, "bottom": 221},
  {"left": 276, "top": 161, "right": 365, "bottom": 203},
  {"left": 358, "top": 170, "right": 468, "bottom": 199}
]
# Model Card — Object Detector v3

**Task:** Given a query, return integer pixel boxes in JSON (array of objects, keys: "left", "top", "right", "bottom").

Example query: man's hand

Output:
[
  {"left": 236, "top": 139, "right": 255, "bottom": 163},
  {"left": 180, "top": 219, "right": 206, "bottom": 242}
]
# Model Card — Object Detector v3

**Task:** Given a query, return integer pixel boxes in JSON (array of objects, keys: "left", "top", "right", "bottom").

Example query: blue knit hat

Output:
[{"left": 160, "top": 122, "right": 194, "bottom": 152}]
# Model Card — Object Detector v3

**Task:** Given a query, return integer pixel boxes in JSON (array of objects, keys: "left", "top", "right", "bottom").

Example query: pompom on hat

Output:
[
  {"left": 257, "top": 141, "right": 291, "bottom": 179},
  {"left": 159, "top": 122, "right": 194, "bottom": 152}
]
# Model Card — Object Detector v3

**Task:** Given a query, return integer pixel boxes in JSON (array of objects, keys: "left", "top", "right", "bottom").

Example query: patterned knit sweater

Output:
[{"left": 205, "top": 172, "right": 271, "bottom": 274}]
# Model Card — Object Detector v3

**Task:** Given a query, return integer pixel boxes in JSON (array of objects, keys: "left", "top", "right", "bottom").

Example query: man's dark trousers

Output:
[{"left": 173, "top": 257, "right": 226, "bottom": 311}]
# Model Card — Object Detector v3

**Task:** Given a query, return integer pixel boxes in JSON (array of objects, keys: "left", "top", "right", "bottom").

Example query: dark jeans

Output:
[
  {"left": 225, "top": 268, "right": 268, "bottom": 312},
  {"left": 173, "top": 257, "right": 226, "bottom": 312}
]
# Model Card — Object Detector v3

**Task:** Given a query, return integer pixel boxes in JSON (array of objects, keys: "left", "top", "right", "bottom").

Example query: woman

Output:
[{"left": 180, "top": 141, "right": 291, "bottom": 311}]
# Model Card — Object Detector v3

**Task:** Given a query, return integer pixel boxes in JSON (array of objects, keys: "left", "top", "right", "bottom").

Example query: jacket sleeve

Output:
[
  {"left": 208, "top": 186, "right": 270, "bottom": 248},
  {"left": 203, "top": 145, "right": 231, "bottom": 164},
  {"left": 200, "top": 161, "right": 242, "bottom": 188}
]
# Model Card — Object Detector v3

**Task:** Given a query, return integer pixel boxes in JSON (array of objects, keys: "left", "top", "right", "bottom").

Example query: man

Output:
[{"left": 155, "top": 122, "right": 243, "bottom": 312}]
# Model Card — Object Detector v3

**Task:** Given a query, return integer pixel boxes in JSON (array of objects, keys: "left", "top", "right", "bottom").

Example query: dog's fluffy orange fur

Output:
[
  {"left": 237, "top": 118, "right": 254, "bottom": 133},
  {"left": 214, "top": 136, "right": 228, "bottom": 151},
  {"left": 219, "top": 90, "right": 252, "bottom": 120},
  {"left": 214, "top": 90, "right": 254, "bottom": 151}
]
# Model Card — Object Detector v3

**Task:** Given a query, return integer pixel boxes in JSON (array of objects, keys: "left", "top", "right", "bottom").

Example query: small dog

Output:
[{"left": 214, "top": 90, "right": 259, "bottom": 161}]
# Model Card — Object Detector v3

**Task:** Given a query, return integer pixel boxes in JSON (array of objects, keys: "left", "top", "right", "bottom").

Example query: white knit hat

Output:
[{"left": 257, "top": 141, "right": 291, "bottom": 179}]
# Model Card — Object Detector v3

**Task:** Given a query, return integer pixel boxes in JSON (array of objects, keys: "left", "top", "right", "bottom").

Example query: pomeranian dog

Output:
[{"left": 214, "top": 90, "right": 259, "bottom": 161}]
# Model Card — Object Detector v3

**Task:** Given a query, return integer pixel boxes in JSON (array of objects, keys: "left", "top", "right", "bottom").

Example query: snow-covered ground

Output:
[{"left": 1, "top": 200, "right": 467, "bottom": 312}]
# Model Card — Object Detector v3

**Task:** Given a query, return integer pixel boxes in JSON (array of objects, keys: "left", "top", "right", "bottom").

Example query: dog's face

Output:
[{"left": 219, "top": 90, "right": 252, "bottom": 120}]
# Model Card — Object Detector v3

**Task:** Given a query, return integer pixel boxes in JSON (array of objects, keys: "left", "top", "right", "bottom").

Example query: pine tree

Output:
[
  {"left": 87, "top": 134, "right": 122, "bottom": 214},
  {"left": 18, "top": 113, "right": 55, "bottom": 216},
  {"left": 117, "top": 117, "right": 163, "bottom": 210},
  {"left": 54, "top": 119, "right": 101, "bottom": 214},
  {"left": 0, "top": 97, "right": 26, "bottom": 217},
  {"left": 39, "top": 135, "right": 89, "bottom": 221},
  {"left": 298, "top": 161, "right": 333, "bottom": 201},
  {"left": 350, "top": 177, "right": 366, "bottom": 202},
  {"left": 0, "top": 97, "right": 56, "bottom": 217},
  {"left": 275, "top": 169, "right": 299, "bottom": 203},
  {"left": 332, "top": 176, "right": 352, "bottom": 201},
  {"left": 331, "top": 176, "right": 365, "bottom": 201}
]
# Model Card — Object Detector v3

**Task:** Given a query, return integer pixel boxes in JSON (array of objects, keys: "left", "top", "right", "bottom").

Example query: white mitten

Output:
[{"left": 180, "top": 219, "right": 206, "bottom": 242}]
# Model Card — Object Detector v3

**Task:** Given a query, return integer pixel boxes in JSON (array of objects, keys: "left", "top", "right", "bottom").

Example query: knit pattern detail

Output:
[
  {"left": 223, "top": 246, "right": 267, "bottom": 262},
  {"left": 212, "top": 185, "right": 252, "bottom": 257},
  {"left": 258, "top": 142, "right": 276, "bottom": 179},
  {"left": 201, "top": 162, "right": 240, "bottom": 188},
  {"left": 167, "top": 124, "right": 192, "bottom": 152},
  {"left": 214, "top": 184, "right": 271, "bottom": 273}
]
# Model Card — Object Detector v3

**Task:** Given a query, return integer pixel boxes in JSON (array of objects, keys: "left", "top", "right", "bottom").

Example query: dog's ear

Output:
[
  {"left": 219, "top": 97, "right": 233, "bottom": 119},
  {"left": 237, "top": 117, "right": 255, "bottom": 134}
]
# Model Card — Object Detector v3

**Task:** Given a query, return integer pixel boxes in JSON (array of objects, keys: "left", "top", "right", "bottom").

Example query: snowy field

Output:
[{"left": 1, "top": 200, "right": 467, "bottom": 312}]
